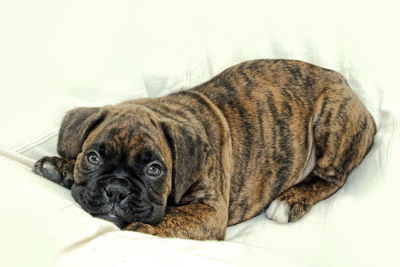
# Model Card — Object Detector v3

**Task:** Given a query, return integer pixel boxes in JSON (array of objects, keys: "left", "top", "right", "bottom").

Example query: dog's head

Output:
[{"left": 58, "top": 104, "right": 209, "bottom": 228}]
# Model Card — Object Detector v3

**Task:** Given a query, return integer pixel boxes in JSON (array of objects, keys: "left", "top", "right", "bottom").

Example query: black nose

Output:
[{"left": 105, "top": 184, "right": 129, "bottom": 203}]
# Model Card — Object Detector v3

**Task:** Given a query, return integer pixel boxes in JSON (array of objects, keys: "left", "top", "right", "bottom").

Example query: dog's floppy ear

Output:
[
  {"left": 161, "top": 119, "right": 211, "bottom": 204},
  {"left": 57, "top": 107, "right": 108, "bottom": 159}
]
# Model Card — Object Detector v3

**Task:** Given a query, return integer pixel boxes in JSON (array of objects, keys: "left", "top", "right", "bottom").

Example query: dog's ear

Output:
[
  {"left": 161, "top": 119, "right": 211, "bottom": 204},
  {"left": 57, "top": 107, "right": 108, "bottom": 159}
]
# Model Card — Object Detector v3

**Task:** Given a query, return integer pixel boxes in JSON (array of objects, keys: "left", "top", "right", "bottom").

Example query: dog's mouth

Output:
[
  {"left": 93, "top": 204, "right": 161, "bottom": 229},
  {"left": 96, "top": 212, "right": 128, "bottom": 228},
  {"left": 71, "top": 181, "right": 165, "bottom": 228}
]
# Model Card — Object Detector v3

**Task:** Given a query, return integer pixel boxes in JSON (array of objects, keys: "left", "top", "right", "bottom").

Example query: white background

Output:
[{"left": 0, "top": 1, "right": 399, "bottom": 266}]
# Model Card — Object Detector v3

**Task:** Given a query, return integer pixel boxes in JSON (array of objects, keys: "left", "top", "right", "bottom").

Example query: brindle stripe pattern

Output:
[
  {"left": 188, "top": 59, "right": 375, "bottom": 225},
  {"left": 36, "top": 59, "right": 376, "bottom": 239}
]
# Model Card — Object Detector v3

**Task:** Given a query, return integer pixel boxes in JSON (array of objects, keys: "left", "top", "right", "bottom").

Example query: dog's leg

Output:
[
  {"left": 124, "top": 203, "right": 228, "bottom": 240},
  {"left": 266, "top": 123, "right": 374, "bottom": 223},
  {"left": 267, "top": 80, "right": 376, "bottom": 223},
  {"left": 33, "top": 157, "right": 75, "bottom": 189},
  {"left": 266, "top": 174, "right": 347, "bottom": 223}
]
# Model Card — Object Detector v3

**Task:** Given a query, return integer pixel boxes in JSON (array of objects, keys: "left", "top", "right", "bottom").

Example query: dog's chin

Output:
[
  {"left": 96, "top": 212, "right": 164, "bottom": 229},
  {"left": 96, "top": 213, "right": 128, "bottom": 228}
]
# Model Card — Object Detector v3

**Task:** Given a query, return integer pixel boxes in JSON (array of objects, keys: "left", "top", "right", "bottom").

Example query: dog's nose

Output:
[{"left": 105, "top": 184, "right": 129, "bottom": 203}]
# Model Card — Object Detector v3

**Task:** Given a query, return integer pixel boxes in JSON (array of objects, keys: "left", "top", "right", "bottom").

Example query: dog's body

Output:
[{"left": 34, "top": 59, "right": 376, "bottom": 240}]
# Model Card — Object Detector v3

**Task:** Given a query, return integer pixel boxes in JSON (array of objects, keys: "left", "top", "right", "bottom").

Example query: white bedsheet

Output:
[{"left": 1, "top": 0, "right": 399, "bottom": 266}]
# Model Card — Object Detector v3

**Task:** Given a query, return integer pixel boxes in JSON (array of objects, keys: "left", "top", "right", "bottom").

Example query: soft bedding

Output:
[{"left": 1, "top": 0, "right": 399, "bottom": 266}]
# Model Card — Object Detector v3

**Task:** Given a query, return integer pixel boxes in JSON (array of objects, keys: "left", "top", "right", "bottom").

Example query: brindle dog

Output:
[{"left": 33, "top": 59, "right": 376, "bottom": 240}]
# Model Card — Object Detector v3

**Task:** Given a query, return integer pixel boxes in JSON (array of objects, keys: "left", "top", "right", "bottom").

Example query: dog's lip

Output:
[
  {"left": 107, "top": 213, "right": 118, "bottom": 219},
  {"left": 97, "top": 211, "right": 121, "bottom": 221},
  {"left": 96, "top": 213, "right": 127, "bottom": 228}
]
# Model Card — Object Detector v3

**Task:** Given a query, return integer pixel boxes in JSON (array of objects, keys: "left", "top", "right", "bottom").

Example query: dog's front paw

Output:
[
  {"left": 124, "top": 222, "right": 159, "bottom": 236},
  {"left": 33, "top": 157, "right": 74, "bottom": 189},
  {"left": 33, "top": 157, "right": 62, "bottom": 182}
]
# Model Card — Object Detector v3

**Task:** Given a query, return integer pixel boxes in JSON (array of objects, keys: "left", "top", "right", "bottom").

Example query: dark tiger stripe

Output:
[
  {"left": 324, "top": 110, "right": 333, "bottom": 126},
  {"left": 205, "top": 77, "right": 256, "bottom": 221},
  {"left": 337, "top": 97, "right": 351, "bottom": 114},
  {"left": 238, "top": 63, "right": 252, "bottom": 84},
  {"left": 170, "top": 90, "right": 227, "bottom": 146},
  {"left": 281, "top": 101, "right": 293, "bottom": 118},
  {"left": 265, "top": 91, "right": 294, "bottom": 196},
  {"left": 328, "top": 97, "right": 352, "bottom": 159},
  {"left": 314, "top": 94, "right": 329, "bottom": 127},
  {"left": 285, "top": 63, "right": 303, "bottom": 81},
  {"left": 279, "top": 86, "right": 294, "bottom": 103},
  {"left": 237, "top": 63, "right": 257, "bottom": 98},
  {"left": 340, "top": 114, "right": 369, "bottom": 173},
  {"left": 160, "top": 98, "right": 201, "bottom": 117},
  {"left": 255, "top": 102, "right": 266, "bottom": 158},
  {"left": 147, "top": 102, "right": 190, "bottom": 123},
  {"left": 246, "top": 60, "right": 265, "bottom": 72},
  {"left": 283, "top": 83, "right": 306, "bottom": 107}
]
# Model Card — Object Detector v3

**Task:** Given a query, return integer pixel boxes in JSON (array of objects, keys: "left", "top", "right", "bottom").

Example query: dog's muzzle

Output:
[
  {"left": 104, "top": 178, "right": 130, "bottom": 204},
  {"left": 72, "top": 175, "right": 165, "bottom": 228}
]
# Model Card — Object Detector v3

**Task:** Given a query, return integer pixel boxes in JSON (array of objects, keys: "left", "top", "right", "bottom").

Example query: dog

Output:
[{"left": 33, "top": 59, "right": 376, "bottom": 240}]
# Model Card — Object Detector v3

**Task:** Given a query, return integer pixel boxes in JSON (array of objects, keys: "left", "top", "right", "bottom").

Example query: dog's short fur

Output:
[{"left": 33, "top": 59, "right": 376, "bottom": 240}]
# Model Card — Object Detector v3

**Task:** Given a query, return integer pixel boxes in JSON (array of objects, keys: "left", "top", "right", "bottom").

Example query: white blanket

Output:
[{"left": 0, "top": 0, "right": 399, "bottom": 266}]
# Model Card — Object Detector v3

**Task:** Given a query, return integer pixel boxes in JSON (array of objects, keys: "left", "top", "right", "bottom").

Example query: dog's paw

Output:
[
  {"left": 33, "top": 157, "right": 62, "bottom": 182},
  {"left": 33, "top": 157, "right": 74, "bottom": 189},
  {"left": 265, "top": 200, "right": 290, "bottom": 223},
  {"left": 266, "top": 196, "right": 312, "bottom": 223},
  {"left": 124, "top": 222, "right": 158, "bottom": 235}
]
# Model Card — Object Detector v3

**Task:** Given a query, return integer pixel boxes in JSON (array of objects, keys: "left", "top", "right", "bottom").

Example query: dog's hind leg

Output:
[{"left": 266, "top": 79, "right": 376, "bottom": 223}]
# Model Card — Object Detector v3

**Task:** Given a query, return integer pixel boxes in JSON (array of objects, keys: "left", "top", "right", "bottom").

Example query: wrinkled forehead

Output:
[
  {"left": 83, "top": 113, "right": 167, "bottom": 162},
  {"left": 108, "top": 128, "right": 157, "bottom": 157}
]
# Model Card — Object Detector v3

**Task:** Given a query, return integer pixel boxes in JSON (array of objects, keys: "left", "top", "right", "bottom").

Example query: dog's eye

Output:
[
  {"left": 145, "top": 162, "right": 163, "bottom": 178},
  {"left": 87, "top": 151, "right": 101, "bottom": 165}
]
